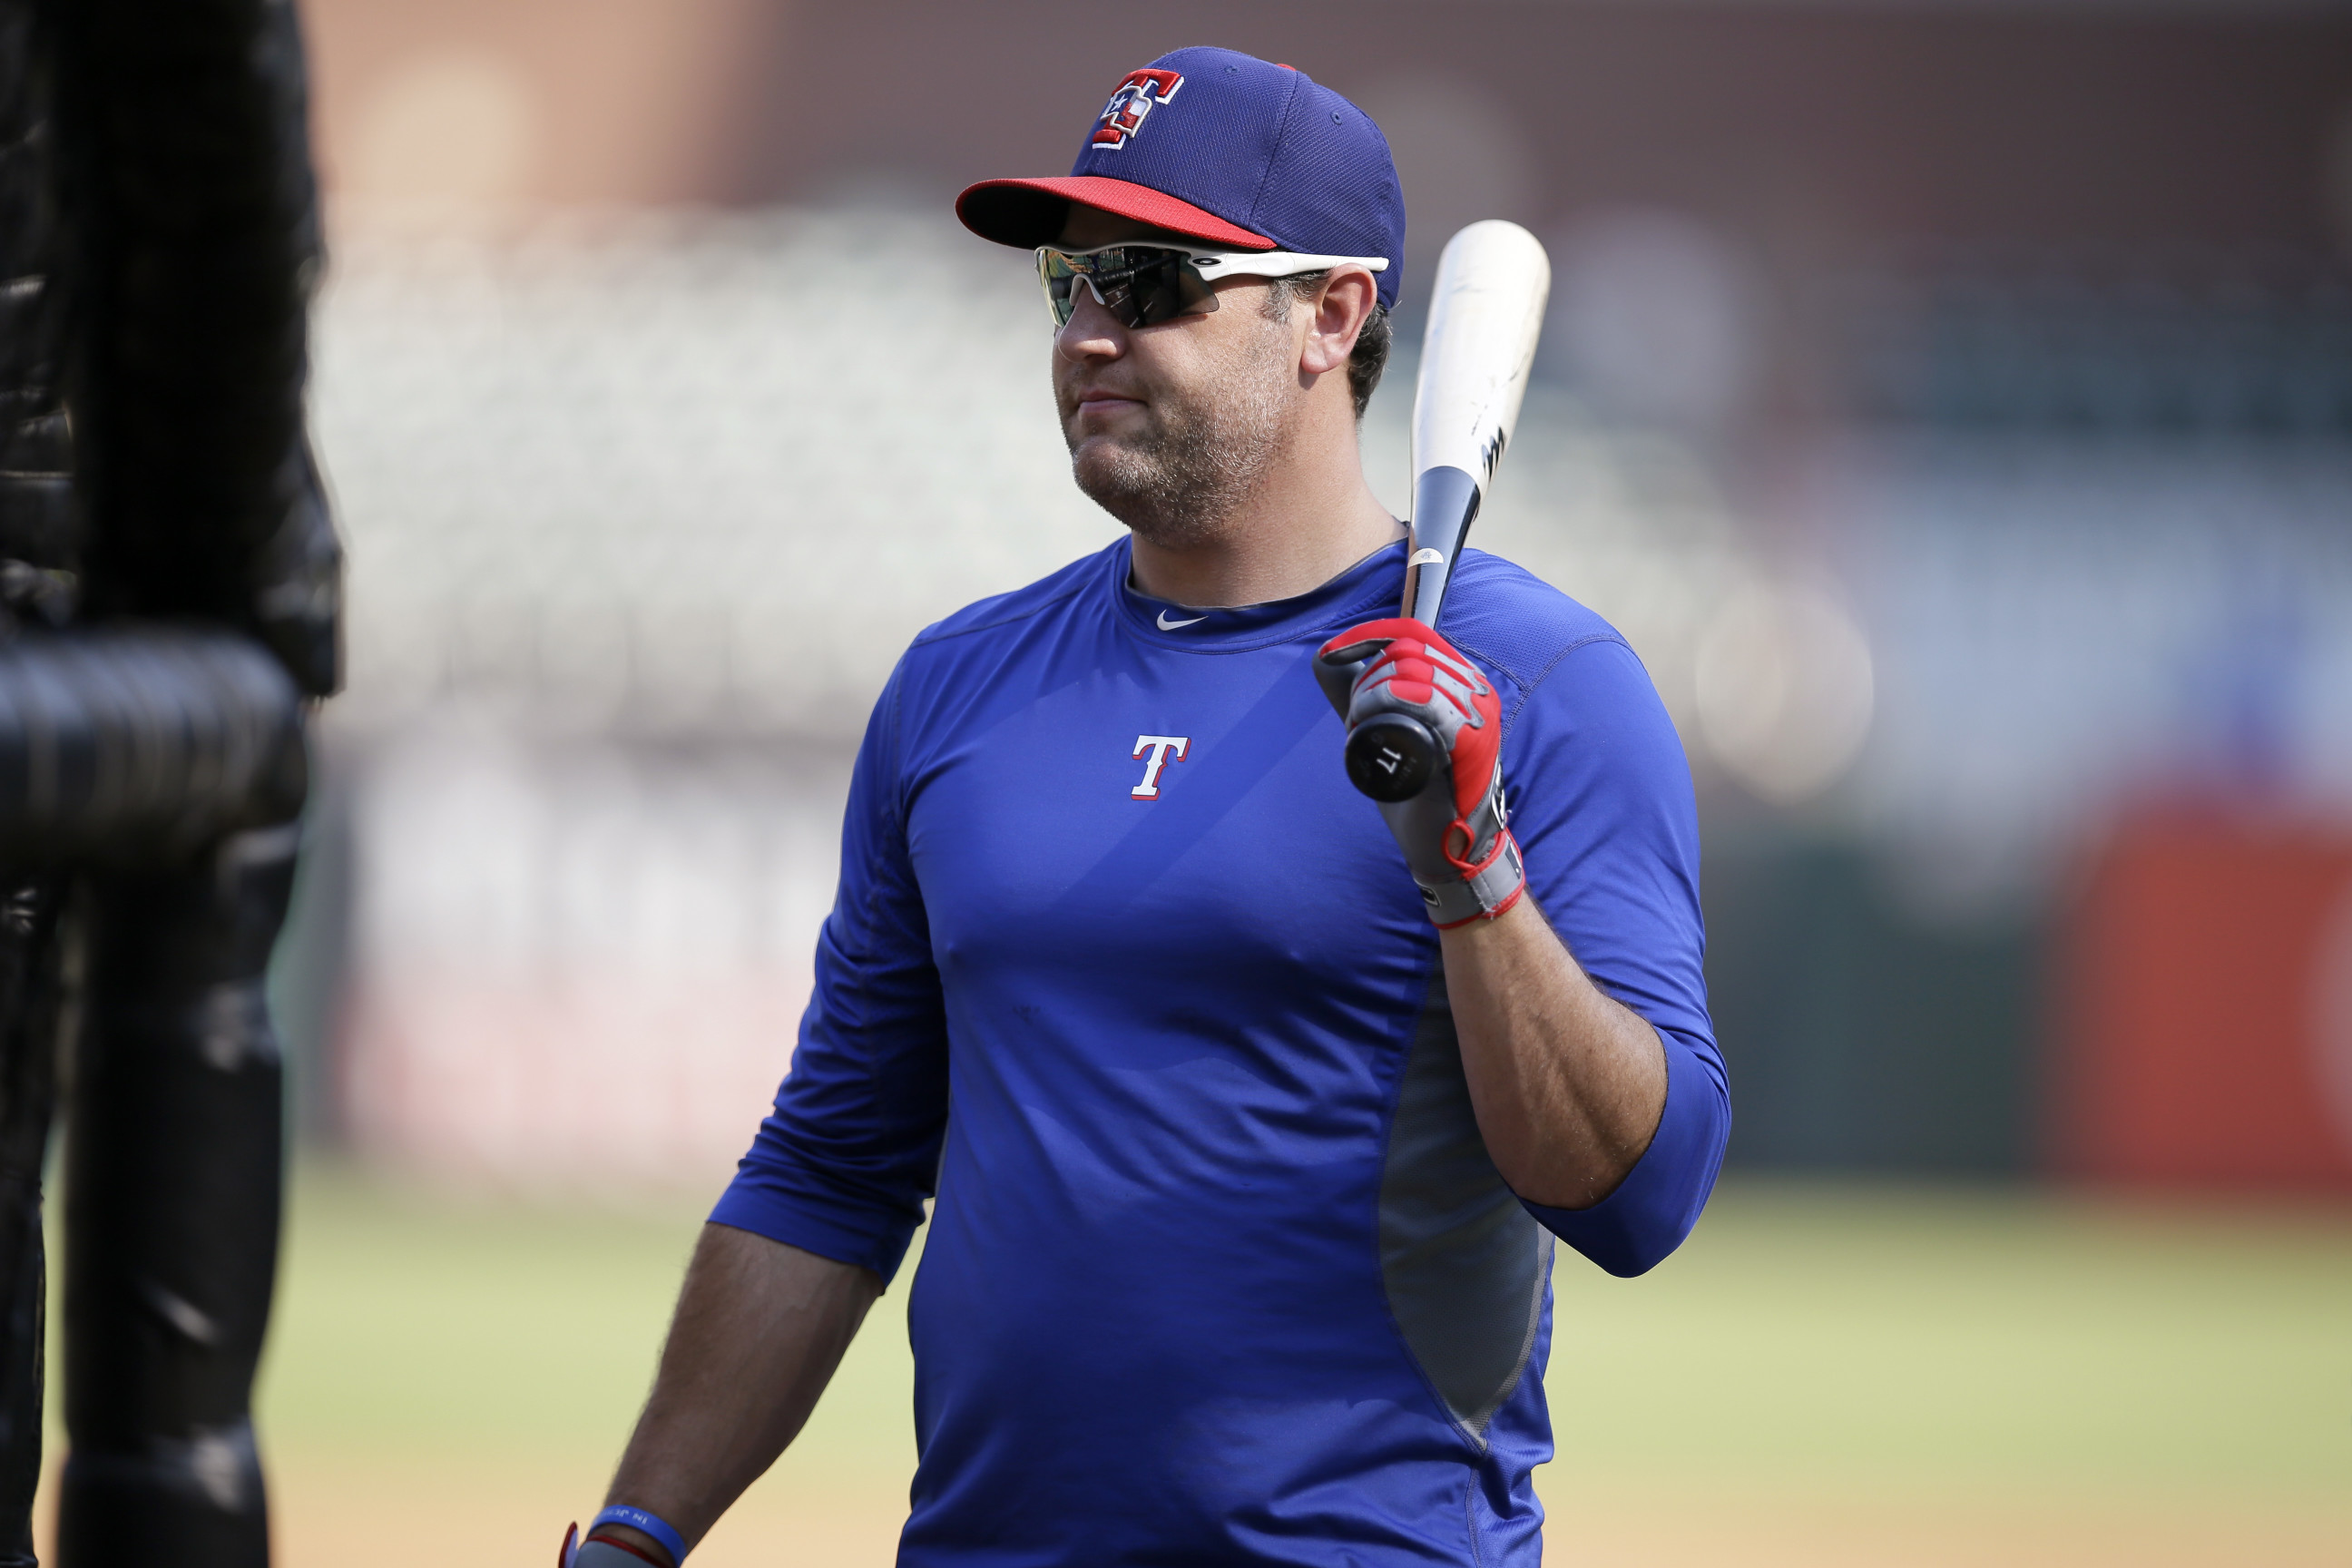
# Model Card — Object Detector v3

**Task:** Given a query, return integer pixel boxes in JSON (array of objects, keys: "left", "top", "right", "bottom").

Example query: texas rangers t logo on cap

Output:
[
  {"left": 956, "top": 46, "right": 1407, "bottom": 309},
  {"left": 1092, "top": 68, "right": 1182, "bottom": 149}
]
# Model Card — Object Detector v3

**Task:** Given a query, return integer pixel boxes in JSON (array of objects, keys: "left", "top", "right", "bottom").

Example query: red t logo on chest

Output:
[{"left": 1132, "top": 735, "right": 1190, "bottom": 799}]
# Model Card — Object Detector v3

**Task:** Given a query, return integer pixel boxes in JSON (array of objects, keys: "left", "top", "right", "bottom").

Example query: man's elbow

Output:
[
  {"left": 1495, "top": 1136, "right": 1652, "bottom": 1215},
  {"left": 1518, "top": 1050, "right": 1730, "bottom": 1278}
]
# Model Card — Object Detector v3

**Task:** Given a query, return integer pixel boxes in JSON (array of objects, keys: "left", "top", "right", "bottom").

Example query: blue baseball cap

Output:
[{"left": 957, "top": 46, "right": 1406, "bottom": 310}]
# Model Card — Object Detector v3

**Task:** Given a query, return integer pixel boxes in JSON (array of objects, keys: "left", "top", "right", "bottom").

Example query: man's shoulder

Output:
[
  {"left": 906, "top": 543, "right": 1117, "bottom": 655},
  {"left": 1440, "top": 547, "right": 1634, "bottom": 693}
]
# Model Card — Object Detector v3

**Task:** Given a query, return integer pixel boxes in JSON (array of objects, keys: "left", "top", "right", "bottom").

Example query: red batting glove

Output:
[{"left": 1314, "top": 617, "right": 1526, "bottom": 927}]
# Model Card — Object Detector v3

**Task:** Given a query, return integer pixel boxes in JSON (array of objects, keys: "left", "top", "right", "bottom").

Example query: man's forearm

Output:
[
  {"left": 597, "top": 1223, "right": 881, "bottom": 1563},
  {"left": 1439, "top": 896, "right": 1669, "bottom": 1210}
]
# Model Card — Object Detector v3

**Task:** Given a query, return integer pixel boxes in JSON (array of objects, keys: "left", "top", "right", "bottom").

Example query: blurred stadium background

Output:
[{"left": 64, "top": 0, "right": 2352, "bottom": 1561}]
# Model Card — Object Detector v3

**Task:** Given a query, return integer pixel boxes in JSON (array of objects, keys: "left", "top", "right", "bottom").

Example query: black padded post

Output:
[
  {"left": 44, "top": 0, "right": 339, "bottom": 699},
  {"left": 60, "top": 825, "right": 299, "bottom": 1565},
  {"left": 0, "top": 0, "right": 78, "bottom": 1558},
  {"left": 0, "top": 0, "right": 338, "bottom": 1556}
]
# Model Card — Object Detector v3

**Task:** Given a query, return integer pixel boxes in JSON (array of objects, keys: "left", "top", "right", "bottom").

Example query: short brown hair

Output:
[{"left": 1261, "top": 274, "right": 1392, "bottom": 418}]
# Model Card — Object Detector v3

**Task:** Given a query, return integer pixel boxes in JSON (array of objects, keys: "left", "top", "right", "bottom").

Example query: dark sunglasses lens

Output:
[
  {"left": 1041, "top": 249, "right": 1207, "bottom": 328},
  {"left": 1127, "top": 256, "right": 1202, "bottom": 326},
  {"left": 1095, "top": 268, "right": 1157, "bottom": 328}
]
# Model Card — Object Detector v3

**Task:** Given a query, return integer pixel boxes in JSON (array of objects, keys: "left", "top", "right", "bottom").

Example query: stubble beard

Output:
[{"left": 1064, "top": 328, "right": 1297, "bottom": 552}]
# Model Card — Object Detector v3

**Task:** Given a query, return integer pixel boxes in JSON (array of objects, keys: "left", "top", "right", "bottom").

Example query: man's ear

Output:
[{"left": 1300, "top": 269, "right": 1377, "bottom": 377}]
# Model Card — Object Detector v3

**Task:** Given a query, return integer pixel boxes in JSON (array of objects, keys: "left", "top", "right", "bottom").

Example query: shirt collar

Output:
[{"left": 1110, "top": 535, "right": 1408, "bottom": 651}]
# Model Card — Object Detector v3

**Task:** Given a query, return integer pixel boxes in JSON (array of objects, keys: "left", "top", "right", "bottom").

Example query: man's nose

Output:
[{"left": 1055, "top": 287, "right": 1126, "bottom": 364}]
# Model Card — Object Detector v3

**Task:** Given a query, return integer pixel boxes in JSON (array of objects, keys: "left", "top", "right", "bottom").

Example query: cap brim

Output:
[{"left": 956, "top": 176, "right": 1275, "bottom": 251}]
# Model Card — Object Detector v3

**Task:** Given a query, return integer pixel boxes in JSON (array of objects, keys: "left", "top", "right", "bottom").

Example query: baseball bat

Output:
[{"left": 1344, "top": 220, "right": 1551, "bottom": 802}]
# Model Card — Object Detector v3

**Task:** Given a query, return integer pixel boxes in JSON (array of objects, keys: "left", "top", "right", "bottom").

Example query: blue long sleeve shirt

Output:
[{"left": 714, "top": 536, "right": 1729, "bottom": 1566}]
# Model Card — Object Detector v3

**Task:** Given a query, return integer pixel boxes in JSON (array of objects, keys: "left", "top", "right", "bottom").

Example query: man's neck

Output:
[{"left": 1126, "top": 424, "right": 1403, "bottom": 609}]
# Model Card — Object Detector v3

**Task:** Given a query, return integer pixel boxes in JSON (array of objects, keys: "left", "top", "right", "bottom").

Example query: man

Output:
[{"left": 564, "top": 46, "right": 1728, "bottom": 1568}]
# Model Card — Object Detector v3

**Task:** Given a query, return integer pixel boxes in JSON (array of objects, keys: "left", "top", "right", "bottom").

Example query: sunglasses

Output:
[{"left": 1036, "top": 243, "right": 1390, "bottom": 329}]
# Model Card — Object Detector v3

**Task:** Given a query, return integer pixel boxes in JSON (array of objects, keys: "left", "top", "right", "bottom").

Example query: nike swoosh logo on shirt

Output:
[{"left": 1157, "top": 611, "right": 1207, "bottom": 631}]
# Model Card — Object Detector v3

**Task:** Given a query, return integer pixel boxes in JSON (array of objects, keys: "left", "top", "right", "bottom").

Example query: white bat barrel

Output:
[{"left": 1400, "top": 220, "right": 1552, "bottom": 627}]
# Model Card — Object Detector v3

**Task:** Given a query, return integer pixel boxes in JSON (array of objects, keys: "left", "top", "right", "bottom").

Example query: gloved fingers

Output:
[
  {"left": 1396, "top": 635, "right": 1485, "bottom": 693},
  {"left": 1316, "top": 616, "right": 1422, "bottom": 677},
  {"left": 1313, "top": 629, "right": 1396, "bottom": 717},
  {"left": 1327, "top": 617, "right": 1521, "bottom": 927},
  {"left": 1366, "top": 646, "right": 1437, "bottom": 706},
  {"left": 1423, "top": 661, "right": 1486, "bottom": 723},
  {"left": 1317, "top": 633, "right": 1396, "bottom": 668},
  {"left": 1328, "top": 616, "right": 1481, "bottom": 680},
  {"left": 1354, "top": 651, "right": 1484, "bottom": 728},
  {"left": 1321, "top": 615, "right": 1430, "bottom": 654},
  {"left": 1345, "top": 626, "right": 1484, "bottom": 691}
]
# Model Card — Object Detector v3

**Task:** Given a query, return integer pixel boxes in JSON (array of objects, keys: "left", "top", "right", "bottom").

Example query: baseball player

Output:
[{"left": 564, "top": 46, "right": 1728, "bottom": 1568}]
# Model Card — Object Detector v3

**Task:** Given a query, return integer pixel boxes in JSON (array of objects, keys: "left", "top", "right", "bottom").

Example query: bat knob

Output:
[{"left": 1345, "top": 713, "right": 1438, "bottom": 802}]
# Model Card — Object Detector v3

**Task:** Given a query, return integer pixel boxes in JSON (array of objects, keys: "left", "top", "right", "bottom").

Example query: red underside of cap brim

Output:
[{"left": 956, "top": 176, "right": 1275, "bottom": 250}]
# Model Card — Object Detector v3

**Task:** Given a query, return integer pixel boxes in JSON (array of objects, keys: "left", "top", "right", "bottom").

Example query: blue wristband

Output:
[{"left": 592, "top": 1505, "right": 690, "bottom": 1565}]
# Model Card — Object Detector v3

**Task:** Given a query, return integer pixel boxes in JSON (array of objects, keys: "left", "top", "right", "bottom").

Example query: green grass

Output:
[
  {"left": 1544, "top": 1182, "right": 2352, "bottom": 1500},
  {"left": 48, "top": 1165, "right": 2352, "bottom": 1563},
  {"left": 250, "top": 1167, "right": 920, "bottom": 1483}
]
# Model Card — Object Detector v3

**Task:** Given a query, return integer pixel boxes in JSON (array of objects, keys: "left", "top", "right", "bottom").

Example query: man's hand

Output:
[
  {"left": 1318, "top": 617, "right": 1670, "bottom": 1208},
  {"left": 1315, "top": 617, "right": 1525, "bottom": 927}
]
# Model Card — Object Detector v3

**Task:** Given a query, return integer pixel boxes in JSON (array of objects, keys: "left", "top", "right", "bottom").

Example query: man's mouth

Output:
[{"left": 1068, "top": 387, "right": 1144, "bottom": 420}]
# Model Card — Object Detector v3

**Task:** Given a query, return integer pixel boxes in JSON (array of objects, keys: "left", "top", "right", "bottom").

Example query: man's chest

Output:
[{"left": 901, "top": 642, "right": 1430, "bottom": 1004}]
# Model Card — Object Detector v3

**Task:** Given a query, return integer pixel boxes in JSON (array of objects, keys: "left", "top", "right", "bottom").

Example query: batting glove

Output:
[{"left": 1314, "top": 617, "right": 1526, "bottom": 928}]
